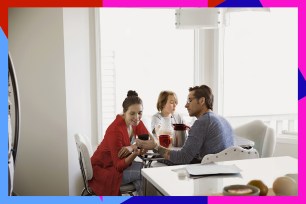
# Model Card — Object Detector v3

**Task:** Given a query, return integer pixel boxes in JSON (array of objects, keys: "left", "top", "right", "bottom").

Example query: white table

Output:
[{"left": 141, "top": 156, "right": 297, "bottom": 196}]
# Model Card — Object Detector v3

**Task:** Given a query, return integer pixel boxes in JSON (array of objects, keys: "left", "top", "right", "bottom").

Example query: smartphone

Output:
[{"left": 138, "top": 134, "right": 149, "bottom": 140}]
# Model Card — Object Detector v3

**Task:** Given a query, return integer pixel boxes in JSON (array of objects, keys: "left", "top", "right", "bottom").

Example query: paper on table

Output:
[{"left": 185, "top": 163, "right": 241, "bottom": 176}]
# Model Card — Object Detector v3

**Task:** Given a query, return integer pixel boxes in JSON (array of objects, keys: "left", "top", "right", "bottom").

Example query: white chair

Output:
[
  {"left": 74, "top": 134, "right": 136, "bottom": 196},
  {"left": 201, "top": 146, "right": 259, "bottom": 164},
  {"left": 74, "top": 134, "right": 95, "bottom": 195},
  {"left": 234, "top": 120, "right": 276, "bottom": 158}
]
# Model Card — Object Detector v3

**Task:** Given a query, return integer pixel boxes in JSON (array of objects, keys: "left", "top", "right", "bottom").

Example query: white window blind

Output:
[{"left": 100, "top": 51, "right": 116, "bottom": 140}]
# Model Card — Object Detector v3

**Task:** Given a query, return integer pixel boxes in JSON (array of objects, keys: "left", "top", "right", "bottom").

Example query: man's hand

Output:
[
  {"left": 139, "top": 148, "right": 148, "bottom": 155},
  {"left": 131, "top": 144, "right": 138, "bottom": 152},
  {"left": 135, "top": 133, "right": 157, "bottom": 150}
]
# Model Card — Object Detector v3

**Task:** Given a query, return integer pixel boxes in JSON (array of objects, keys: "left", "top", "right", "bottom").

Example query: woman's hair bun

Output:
[{"left": 127, "top": 90, "right": 138, "bottom": 97}]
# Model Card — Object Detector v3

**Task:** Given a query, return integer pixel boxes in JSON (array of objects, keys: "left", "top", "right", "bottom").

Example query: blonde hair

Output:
[{"left": 156, "top": 91, "right": 178, "bottom": 111}]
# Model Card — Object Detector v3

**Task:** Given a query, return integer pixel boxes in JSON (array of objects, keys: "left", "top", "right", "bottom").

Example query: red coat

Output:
[{"left": 89, "top": 115, "right": 148, "bottom": 195}]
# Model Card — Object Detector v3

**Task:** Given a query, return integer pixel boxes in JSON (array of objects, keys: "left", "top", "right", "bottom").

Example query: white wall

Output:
[
  {"left": 273, "top": 136, "right": 298, "bottom": 159},
  {"left": 9, "top": 8, "right": 97, "bottom": 195},
  {"left": 63, "top": 8, "right": 97, "bottom": 196}
]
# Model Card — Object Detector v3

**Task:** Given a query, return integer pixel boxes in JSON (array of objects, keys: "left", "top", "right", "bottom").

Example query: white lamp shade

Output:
[{"left": 175, "top": 8, "right": 227, "bottom": 29}]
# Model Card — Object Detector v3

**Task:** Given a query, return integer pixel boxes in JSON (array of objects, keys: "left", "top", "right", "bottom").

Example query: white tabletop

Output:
[{"left": 141, "top": 156, "right": 297, "bottom": 196}]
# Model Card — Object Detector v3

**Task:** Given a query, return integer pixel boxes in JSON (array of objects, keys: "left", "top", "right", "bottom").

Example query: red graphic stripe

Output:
[
  {"left": 208, "top": 0, "right": 225, "bottom": 7},
  {"left": 0, "top": 0, "right": 8, "bottom": 37},
  {"left": 8, "top": 0, "right": 102, "bottom": 7}
]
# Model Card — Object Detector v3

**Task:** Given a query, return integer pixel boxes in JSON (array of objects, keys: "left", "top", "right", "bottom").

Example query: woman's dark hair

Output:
[
  {"left": 156, "top": 91, "right": 178, "bottom": 111},
  {"left": 189, "top": 85, "right": 214, "bottom": 110},
  {"left": 122, "top": 90, "right": 143, "bottom": 113}
]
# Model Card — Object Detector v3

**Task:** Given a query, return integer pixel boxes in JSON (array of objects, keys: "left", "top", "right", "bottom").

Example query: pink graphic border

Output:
[{"left": 103, "top": 0, "right": 207, "bottom": 7}]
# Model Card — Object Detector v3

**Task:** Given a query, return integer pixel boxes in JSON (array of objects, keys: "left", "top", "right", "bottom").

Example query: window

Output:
[
  {"left": 96, "top": 8, "right": 297, "bottom": 140},
  {"left": 98, "top": 9, "right": 194, "bottom": 140},
  {"left": 222, "top": 8, "right": 298, "bottom": 133}
]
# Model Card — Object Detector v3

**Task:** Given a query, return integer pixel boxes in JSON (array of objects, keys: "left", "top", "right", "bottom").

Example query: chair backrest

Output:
[
  {"left": 74, "top": 134, "right": 93, "bottom": 193},
  {"left": 201, "top": 146, "right": 259, "bottom": 164},
  {"left": 234, "top": 120, "right": 276, "bottom": 157}
]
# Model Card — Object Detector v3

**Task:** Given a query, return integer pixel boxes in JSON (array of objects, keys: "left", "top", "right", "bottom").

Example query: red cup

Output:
[{"left": 159, "top": 135, "right": 171, "bottom": 148}]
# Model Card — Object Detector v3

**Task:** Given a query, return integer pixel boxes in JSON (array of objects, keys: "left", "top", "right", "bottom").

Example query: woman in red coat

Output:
[{"left": 89, "top": 90, "right": 149, "bottom": 195}]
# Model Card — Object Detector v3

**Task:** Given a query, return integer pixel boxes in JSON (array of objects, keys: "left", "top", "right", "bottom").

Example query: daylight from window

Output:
[
  {"left": 99, "top": 9, "right": 194, "bottom": 134},
  {"left": 223, "top": 8, "right": 297, "bottom": 117}
]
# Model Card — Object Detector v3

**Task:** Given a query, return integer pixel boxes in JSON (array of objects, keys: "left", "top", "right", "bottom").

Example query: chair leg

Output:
[
  {"left": 81, "top": 188, "right": 95, "bottom": 196},
  {"left": 81, "top": 188, "right": 86, "bottom": 196}
]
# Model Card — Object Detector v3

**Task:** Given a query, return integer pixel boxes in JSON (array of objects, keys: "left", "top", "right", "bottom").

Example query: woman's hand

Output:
[
  {"left": 118, "top": 146, "right": 132, "bottom": 158},
  {"left": 118, "top": 144, "right": 147, "bottom": 158},
  {"left": 135, "top": 133, "right": 157, "bottom": 150},
  {"left": 132, "top": 148, "right": 147, "bottom": 156}
]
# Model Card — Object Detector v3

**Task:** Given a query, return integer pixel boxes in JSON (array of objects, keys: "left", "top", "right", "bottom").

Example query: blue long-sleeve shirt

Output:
[{"left": 170, "top": 112, "right": 234, "bottom": 164}]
